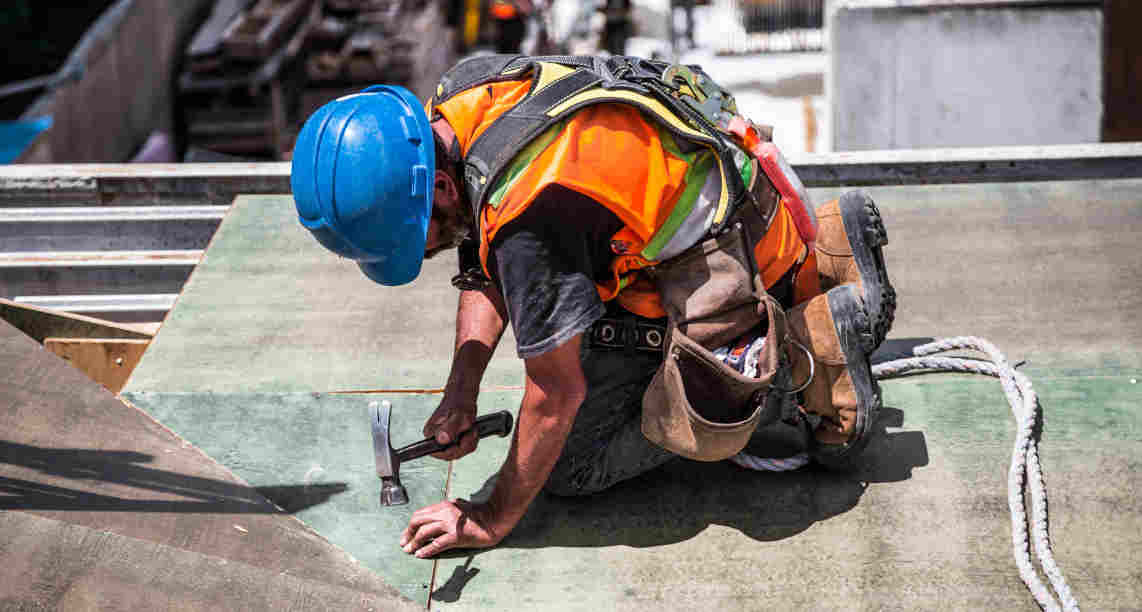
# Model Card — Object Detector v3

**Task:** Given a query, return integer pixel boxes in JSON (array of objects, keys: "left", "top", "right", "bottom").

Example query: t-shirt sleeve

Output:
[{"left": 488, "top": 185, "right": 624, "bottom": 359}]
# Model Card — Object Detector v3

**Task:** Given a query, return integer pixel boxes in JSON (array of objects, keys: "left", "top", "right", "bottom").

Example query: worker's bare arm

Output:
[
  {"left": 423, "top": 286, "right": 509, "bottom": 460},
  {"left": 401, "top": 334, "right": 587, "bottom": 557}
]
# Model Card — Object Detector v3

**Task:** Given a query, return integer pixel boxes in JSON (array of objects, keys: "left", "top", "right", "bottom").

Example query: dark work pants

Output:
[{"left": 544, "top": 325, "right": 677, "bottom": 496}]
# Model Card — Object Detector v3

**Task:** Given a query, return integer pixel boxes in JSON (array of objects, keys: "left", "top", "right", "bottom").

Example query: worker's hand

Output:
[
  {"left": 400, "top": 498, "right": 503, "bottom": 558},
  {"left": 423, "top": 393, "right": 479, "bottom": 460}
]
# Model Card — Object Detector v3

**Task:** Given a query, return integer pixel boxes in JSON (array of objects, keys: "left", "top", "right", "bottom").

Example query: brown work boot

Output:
[
  {"left": 814, "top": 190, "right": 896, "bottom": 351},
  {"left": 786, "top": 284, "right": 881, "bottom": 469}
]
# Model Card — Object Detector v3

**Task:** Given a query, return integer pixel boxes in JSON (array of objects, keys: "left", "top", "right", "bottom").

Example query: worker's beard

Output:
[{"left": 424, "top": 205, "right": 472, "bottom": 260}]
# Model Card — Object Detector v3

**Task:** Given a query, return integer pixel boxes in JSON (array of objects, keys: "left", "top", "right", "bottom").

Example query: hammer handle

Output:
[{"left": 395, "top": 410, "right": 514, "bottom": 463}]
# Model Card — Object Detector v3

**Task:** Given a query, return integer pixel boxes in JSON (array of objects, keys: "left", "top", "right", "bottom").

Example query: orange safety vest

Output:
[{"left": 432, "top": 74, "right": 816, "bottom": 318}]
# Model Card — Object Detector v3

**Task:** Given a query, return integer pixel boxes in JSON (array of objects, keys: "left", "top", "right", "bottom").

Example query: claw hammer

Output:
[{"left": 369, "top": 400, "right": 513, "bottom": 506}]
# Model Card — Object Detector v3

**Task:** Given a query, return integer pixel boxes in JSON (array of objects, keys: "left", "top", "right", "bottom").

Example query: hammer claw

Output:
[
  {"left": 370, "top": 400, "right": 407, "bottom": 505},
  {"left": 369, "top": 400, "right": 513, "bottom": 508}
]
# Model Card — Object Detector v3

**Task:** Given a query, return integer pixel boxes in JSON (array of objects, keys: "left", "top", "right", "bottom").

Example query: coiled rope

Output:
[{"left": 733, "top": 336, "right": 1079, "bottom": 611}]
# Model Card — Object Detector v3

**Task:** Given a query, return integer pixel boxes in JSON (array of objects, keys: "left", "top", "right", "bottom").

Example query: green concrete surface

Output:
[
  {"left": 121, "top": 391, "right": 453, "bottom": 606},
  {"left": 121, "top": 180, "right": 1142, "bottom": 610},
  {"left": 434, "top": 375, "right": 1141, "bottom": 610}
]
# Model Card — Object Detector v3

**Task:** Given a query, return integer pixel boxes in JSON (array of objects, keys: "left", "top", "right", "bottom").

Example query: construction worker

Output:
[{"left": 290, "top": 55, "right": 895, "bottom": 558}]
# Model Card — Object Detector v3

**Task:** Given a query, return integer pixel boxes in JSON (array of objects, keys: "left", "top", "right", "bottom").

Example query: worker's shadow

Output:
[
  {"left": 0, "top": 439, "right": 348, "bottom": 513},
  {"left": 458, "top": 406, "right": 927, "bottom": 551}
]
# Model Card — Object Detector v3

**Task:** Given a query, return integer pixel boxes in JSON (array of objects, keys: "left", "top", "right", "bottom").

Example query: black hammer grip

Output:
[{"left": 394, "top": 410, "right": 514, "bottom": 463}]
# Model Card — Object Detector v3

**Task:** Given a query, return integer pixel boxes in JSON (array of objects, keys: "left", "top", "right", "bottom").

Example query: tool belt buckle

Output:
[{"left": 591, "top": 317, "right": 665, "bottom": 353}]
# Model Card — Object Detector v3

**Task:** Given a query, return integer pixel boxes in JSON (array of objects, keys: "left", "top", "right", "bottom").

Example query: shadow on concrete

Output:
[
  {"left": 431, "top": 554, "right": 481, "bottom": 603},
  {"left": 871, "top": 337, "right": 937, "bottom": 364},
  {"left": 450, "top": 408, "right": 927, "bottom": 553},
  {"left": 0, "top": 440, "right": 347, "bottom": 513}
]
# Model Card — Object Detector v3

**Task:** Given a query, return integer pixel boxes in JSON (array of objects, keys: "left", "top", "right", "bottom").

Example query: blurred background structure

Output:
[{"left": 1, "top": 0, "right": 1137, "bottom": 164}]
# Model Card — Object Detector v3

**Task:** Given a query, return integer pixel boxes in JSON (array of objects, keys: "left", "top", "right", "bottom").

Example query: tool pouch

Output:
[
  {"left": 641, "top": 294, "right": 786, "bottom": 461},
  {"left": 642, "top": 194, "right": 787, "bottom": 461}
]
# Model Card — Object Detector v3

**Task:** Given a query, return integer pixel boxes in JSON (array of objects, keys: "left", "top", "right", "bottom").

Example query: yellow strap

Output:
[{"left": 531, "top": 62, "right": 578, "bottom": 95}]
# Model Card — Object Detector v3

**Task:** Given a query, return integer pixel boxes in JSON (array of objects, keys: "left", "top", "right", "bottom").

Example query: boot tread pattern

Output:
[{"left": 841, "top": 192, "right": 896, "bottom": 352}]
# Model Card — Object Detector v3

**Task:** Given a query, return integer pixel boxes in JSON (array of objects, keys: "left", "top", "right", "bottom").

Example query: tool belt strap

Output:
[{"left": 587, "top": 316, "right": 667, "bottom": 353}]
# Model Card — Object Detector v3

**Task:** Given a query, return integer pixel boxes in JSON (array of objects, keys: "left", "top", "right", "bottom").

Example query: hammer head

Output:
[{"left": 370, "top": 400, "right": 409, "bottom": 506}]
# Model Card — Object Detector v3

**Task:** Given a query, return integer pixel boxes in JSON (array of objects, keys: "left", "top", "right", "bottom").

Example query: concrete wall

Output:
[
  {"left": 23, "top": 0, "right": 213, "bottom": 163},
  {"left": 828, "top": 1, "right": 1102, "bottom": 151}
]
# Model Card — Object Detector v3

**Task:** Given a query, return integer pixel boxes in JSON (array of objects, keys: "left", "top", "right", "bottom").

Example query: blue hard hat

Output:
[{"left": 290, "top": 85, "right": 434, "bottom": 286}]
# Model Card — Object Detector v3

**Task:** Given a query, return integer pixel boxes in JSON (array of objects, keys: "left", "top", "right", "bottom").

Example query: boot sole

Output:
[
  {"left": 810, "top": 284, "right": 882, "bottom": 470},
  {"left": 838, "top": 190, "right": 896, "bottom": 352}
]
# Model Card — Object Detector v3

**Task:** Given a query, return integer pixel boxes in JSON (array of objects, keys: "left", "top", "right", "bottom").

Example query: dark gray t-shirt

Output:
[{"left": 487, "top": 185, "right": 624, "bottom": 359}]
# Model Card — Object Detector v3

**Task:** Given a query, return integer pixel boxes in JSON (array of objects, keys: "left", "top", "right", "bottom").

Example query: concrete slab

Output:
[
  {"left": 811, "top": 178, "right": 1142, "bottom": 374},
  {"left": 0, "top": 511, "right": 418, "bottom": 611},
  {"left": 118, "top": 178, "right": 1141, "bottom": 610},
  {"left": 436, "top": 376, "right": 1141, "bottom": 610},
  {"left": 0, "top": 318, "right": 419, "bottom": 610}
]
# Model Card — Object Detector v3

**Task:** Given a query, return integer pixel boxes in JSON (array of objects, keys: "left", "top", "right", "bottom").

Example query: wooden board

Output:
[
  {"left": 0, "top": 298, "right": 153, "bottom": 343},
  {"left": 44, "top": 337, "right": 150, "bottom": 393}
]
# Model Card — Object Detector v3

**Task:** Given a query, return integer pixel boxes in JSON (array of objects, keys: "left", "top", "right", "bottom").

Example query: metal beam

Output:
[
  {"left": 13, "top": 294, "right": 178, "bottom": 314},
  {"left": 0, "top": 206, "right": 228, "bottom": 222},
  {"left": 1, "top": 145, "right": 1140, "bottom": 203},
  {"left": 0, "top": 207, "right": 225, "bottom": 252},
  {"left": 789, "top": 143, "right": 1142, "bottom": 187},
  {"left": 0, "top": 250, "right": 203, "bottom": 268},
  {"left": 0, "top": 163, "right": 291, "bottom": 207}
]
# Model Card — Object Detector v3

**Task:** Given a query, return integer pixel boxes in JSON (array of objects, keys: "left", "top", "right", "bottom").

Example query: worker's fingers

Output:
[
  {"left": 457, "top": 428, "right": 478, "bottom": 455},
  {"left": 413, "top": 532, "right": 459, "bottom": 558},
  {"left": 402, "top": 504, "right": 445, "bottom": 545},
  {"left": 434, "top": 409, "right": 474, "bottom": 446},
  {"left": 423, "top": 403, "right": 452, "bottom": 438},
  {"left": 403, "top": 521, "right": 447, "bottom": 555},
  {"left": 430, "top": 426, "right": 479, "bottom": 460}
]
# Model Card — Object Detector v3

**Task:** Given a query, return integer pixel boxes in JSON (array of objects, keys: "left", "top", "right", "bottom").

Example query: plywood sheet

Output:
[{"left": 124, "top": 195, "right": 521, "bottom": 394}]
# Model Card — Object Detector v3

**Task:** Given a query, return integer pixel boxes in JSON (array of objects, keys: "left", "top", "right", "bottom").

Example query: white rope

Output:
[
  {"left": 872, "top": 337, "right": 1079, "bottom": 612},
  {"left": 728, "top": 335, "right": 1078, "bottom": 610},
  {"left": 729, "top": 451, "right": 810, "bottom": 472}
]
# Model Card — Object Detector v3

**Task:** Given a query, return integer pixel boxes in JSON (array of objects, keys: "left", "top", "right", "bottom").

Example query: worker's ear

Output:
[{"left": 434, "top": 169, "right": 461, "bottom": 210}]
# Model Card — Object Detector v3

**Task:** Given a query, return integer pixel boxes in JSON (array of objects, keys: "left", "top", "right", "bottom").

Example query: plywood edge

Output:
[{"left": 0, "top": 298, "right": 154, "bottom": 342}]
